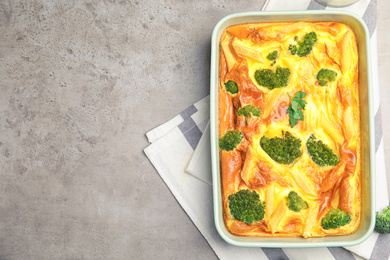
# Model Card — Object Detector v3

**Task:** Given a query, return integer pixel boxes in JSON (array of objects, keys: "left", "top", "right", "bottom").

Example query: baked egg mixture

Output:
[{"left": 218, "top": 22, "right": 360, "bottom": 237}]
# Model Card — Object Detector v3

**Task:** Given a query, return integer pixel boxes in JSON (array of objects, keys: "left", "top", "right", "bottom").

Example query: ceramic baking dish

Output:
[{"left": 210, "top": 10, "right": 375, "bottom": 247}]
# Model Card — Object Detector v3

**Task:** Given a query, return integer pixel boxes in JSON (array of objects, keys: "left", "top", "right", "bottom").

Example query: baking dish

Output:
[{"left": 210, "top": 10, "right": 375, "bottom": 247}]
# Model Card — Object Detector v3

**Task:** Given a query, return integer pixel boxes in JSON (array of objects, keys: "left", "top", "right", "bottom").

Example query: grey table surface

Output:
[{"left": 0, "top": 1, "right": 389, "bottom": 259}]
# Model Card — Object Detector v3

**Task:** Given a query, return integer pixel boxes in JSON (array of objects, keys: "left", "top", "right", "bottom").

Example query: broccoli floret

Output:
[
  {"left": 237, "top": 104, "right": 261, "bottom": 122},
  {"left": 289, "top": 32, "right": 317, "bottom": 57},
  {"left": 321, "top": 209, "right": 351, "bottom": 230},
  {"left": 266, "top": 50, "right": 278, "bottom": 61},
  {"left": 219, "top": 130, "right": 243, "bottom": 151},
  {"left": 306, "top": 134, "right": 339, "bottom": 166},
  {"left": 289, "top": 45, "right": 298, "bottom": 55},
  {"left": 375, "top": 206, "right": 390, "bottom": 234},
  {"left": 224, "top": 80, "right": 238, "bottom": 94},
  {"left": 260, "top": 131, "right": 302, "bottom": 165},
  {"left": 254, "top": 67, "right": 291, "bottom": 90},
  {"left": 287, "top": 191, "right": 308, "bottom": 212},
  {"left": 228, "top": 189, "right": 265, "bottom": 224},
  {"left": 316, "top": 68, "right": 337, "bottom": 86}
]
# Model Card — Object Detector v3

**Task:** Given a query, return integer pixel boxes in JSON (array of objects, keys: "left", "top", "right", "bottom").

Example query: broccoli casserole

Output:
[{"left": 218, "top": 21, "right": 360, "bottom": 238}]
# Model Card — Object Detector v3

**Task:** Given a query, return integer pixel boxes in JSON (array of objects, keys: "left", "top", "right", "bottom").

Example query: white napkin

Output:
[{"left": 145, "top": 0, "right": 389, "bottom": 259}]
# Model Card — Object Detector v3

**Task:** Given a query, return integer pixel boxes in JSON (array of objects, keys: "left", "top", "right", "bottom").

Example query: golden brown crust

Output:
[{"left": 218, "top": 22, "right": 361, "bottom": 237}]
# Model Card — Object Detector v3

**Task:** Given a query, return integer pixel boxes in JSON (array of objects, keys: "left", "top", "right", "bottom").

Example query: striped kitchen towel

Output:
[{"left": 144, "top": 0, "right": 389, "bottom": 259}]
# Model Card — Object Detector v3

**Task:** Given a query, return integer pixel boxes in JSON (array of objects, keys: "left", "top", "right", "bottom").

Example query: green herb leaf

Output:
[
  {"left": 291, "top": 100, "right": 299, "bottom": 111},
  {"left": 287, "top": 91, "right": 307, "bottom": 128},
  {"left": 296, "top": 91, "right": 306, "bottom": 99},
  {"left": 294, "top": 109, "right": 303, "bottom": 119},
  {"left": 289, "top": 117, "right": 298, "bottom": 128}
]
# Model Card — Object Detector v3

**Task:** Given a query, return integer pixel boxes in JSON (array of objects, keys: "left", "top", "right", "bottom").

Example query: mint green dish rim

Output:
[{"left": 210, "top": 10, "right": 375, "bottom": 247}]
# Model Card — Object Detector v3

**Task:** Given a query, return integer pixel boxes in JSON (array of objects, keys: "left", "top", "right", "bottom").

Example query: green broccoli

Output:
[
  {"left": 237, "top": 104, "right": 261, "bottom": 122},
  {"left": 260, "top": 131, "right": 302, "bottom": 165},
  {"left": 219, "top": 130, "right": 244, "bottom": 151},
  {"left": 224, "top": 80, "right": 239, "bottom": 94},
  {"left": 289, "top": 45, "right": 298, "bottom": 55},
  {"left": 286, "top": 191, "right": 308, "bottom": 212},
  {"left": 254, "top": 67, "right": 291, "bottom": 90},
  {"left": 266, "top": 50, "right": 278, "bottom": 61},
  {"left": 321, "top": 208, "right": 351, "bottom": 230},
  {"left": 306, "top": 134, "right": 339, "bottom": 166},
  {"left": 316, "top": 68, "right": 338, "bottom": 86},
  {"left": 228, "top": 189, "right": 265, "bottom": 224},
  {"left": 289, "top": 32, "right": 317, "bottom": 57},
  {"left": 375, "top": 206, "right": 390, "bottom": 234}
]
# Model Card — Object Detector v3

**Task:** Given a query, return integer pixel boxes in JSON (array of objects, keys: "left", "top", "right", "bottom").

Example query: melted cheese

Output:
[{"left": 219, "top": 22, "right": 360, "bottom": 238}]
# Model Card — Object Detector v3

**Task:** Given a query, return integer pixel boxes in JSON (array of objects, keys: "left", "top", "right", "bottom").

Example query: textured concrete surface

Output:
[{"left": 0, "top": 1, "right": 268, "bottom": 259}]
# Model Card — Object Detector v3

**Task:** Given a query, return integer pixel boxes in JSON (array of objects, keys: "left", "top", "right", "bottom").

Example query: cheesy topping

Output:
[{"left": 218, "top": 22, "right": 360, "bottom": 238}]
